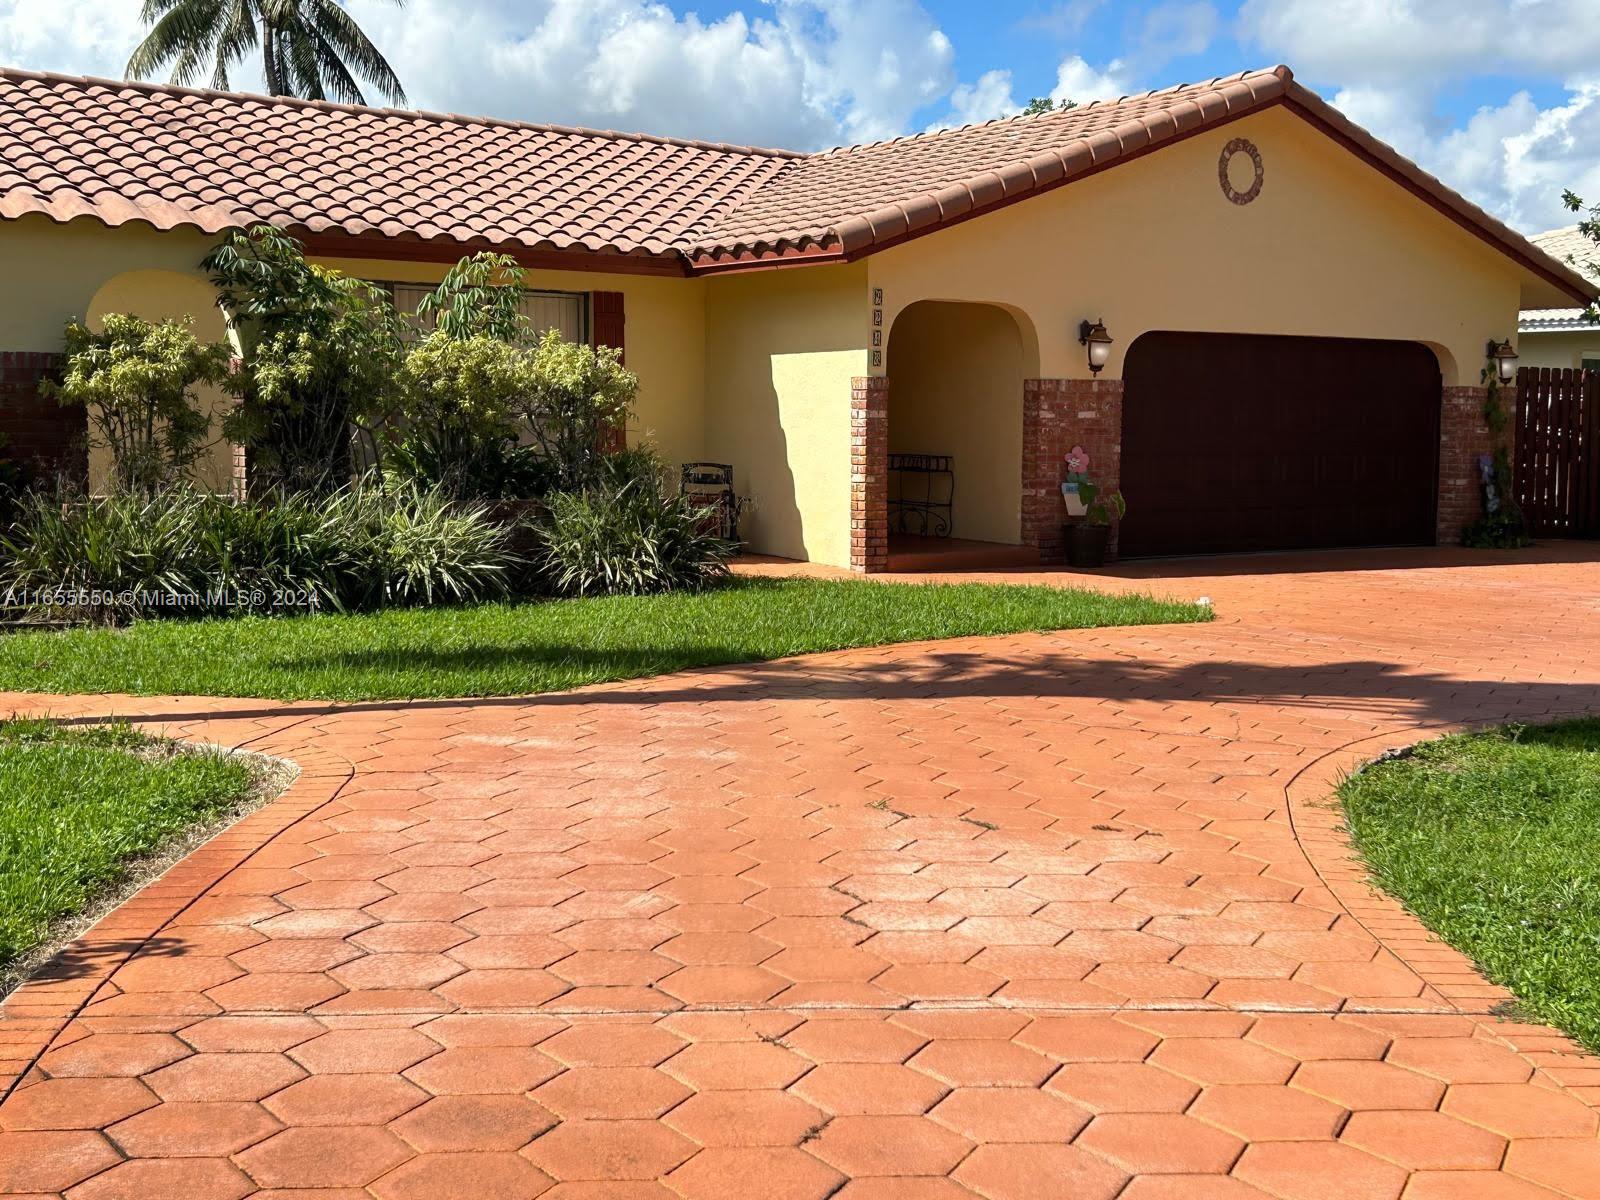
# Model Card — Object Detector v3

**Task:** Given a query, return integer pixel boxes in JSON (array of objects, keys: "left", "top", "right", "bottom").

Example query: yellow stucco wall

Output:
[
  {"left": 866, "top": 105, "right": 1534, "bottom": 387},
  {"left": 1518, "top": 329, "right": 1600, "bottom": 371},
  {"left": 703, "top": 263, "right": 867, "bottom": 567},
  {"left": 887, "top": 301, "right": 1023, "bottom": 543}
]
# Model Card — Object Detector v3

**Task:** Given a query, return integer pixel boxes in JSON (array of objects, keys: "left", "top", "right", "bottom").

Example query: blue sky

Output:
[{"left": 2, "top": 0, "right": 1598, "bottom": 231}]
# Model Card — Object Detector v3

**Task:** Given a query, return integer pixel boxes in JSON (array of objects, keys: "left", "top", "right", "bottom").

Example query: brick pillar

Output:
[
  {"left": 1021, "top": 378, "right": 1124, "bottom": 563},
  {"left": 0, "top": 351, "right": 83, "bottom": 484},
  {"left": 850, "top": 376, "right": 889, "bottom": 573},
  {"left": 1437, "top": 385, "right": 1512, "bottom": 544}
]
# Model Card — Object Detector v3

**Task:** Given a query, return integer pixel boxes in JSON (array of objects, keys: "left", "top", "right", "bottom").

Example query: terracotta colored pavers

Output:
[{"left": 1, "top": 545, "right": 1599, "bottom": 1196}]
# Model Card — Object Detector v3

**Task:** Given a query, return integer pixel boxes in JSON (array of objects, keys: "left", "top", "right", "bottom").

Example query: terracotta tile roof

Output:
[
  {"left": 0, "top": 65, "right": 796, "bottom": 259},
  {"left": 1521, "top": 227, "right": 1600, "bottom": 329},
  {"left": 0, "top": 62, "right": 1593, "bottom": 302}
]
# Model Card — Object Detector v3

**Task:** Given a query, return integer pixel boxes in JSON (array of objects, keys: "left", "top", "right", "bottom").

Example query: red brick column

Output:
[
  {"left": 0, "top": 351, "right": 83, "bottom": 484},
  {"left": 1437, "top": 385, "right": 1512, "bottom": 544},
  {"left": 850, "top": 376, "right": 889, "bottom": 573},
  {"left": 1021, "top": 378, "right": 1124, "bottom": 563}
]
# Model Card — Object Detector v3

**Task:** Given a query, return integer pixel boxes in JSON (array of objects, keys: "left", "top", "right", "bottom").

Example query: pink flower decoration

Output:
[{"left": 1065, "top": 446, "right": 1090, "bottom": 473}]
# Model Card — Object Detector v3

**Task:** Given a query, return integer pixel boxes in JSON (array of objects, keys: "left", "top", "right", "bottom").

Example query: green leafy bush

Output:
[
  {"left": 538, "top": 465, "right": 733, "bottom": 597},
  {"left": 46, "top": 314, "right": 231, "bottom": 493},
  {"left": 517, "top": 330, "right": 638, "bottom": 493},
  {"left": 0, "top": 483, "right": 515, "bottom": 622},
  {"left": 205, "top": 226, "right": 402, "bottom": 493},
  {"left": 388, "top": 331, "right": 533, "bottom": 497}
]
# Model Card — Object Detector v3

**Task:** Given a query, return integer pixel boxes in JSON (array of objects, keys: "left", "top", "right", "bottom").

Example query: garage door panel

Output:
[{"left": 1119, "top": 332, "right": 1440, "bottom": 558}]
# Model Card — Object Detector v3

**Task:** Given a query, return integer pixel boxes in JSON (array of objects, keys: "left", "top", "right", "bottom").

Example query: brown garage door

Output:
[{"left": 1119, "top": 332, "right": 1441, "bottom": 558}]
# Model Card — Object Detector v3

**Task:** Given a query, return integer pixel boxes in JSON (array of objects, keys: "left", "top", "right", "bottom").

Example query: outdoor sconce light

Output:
[
  {"left": 1486, "top": 338, "right": 1519, "bottom": 383},
  {"left": 1079, "top": 318, "right": 1113, "bottom": 375}
]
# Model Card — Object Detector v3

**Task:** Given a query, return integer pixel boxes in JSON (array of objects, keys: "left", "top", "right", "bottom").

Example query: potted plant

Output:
[{"left": 1060, "top": 447, "right": 1125, "bottom": 568}]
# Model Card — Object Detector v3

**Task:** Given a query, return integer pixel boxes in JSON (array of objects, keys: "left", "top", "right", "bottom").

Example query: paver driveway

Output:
[{"left": 2, "top": 546, "right": 1599, "bottom": 1199}]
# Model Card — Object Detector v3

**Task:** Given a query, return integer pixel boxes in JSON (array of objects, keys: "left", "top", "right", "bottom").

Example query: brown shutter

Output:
[{"left": 591, "top": 292, "right": 627, "bottom": 452}]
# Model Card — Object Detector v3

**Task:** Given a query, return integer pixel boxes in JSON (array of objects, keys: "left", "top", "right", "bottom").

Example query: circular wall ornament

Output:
[{"left": 1219, "top": 137, "right": 1264, "bottom": 205}]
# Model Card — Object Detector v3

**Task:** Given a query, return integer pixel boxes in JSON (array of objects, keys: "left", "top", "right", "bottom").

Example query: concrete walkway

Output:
[{"left": 2, "top": 545, "right": 1599, "bottom": 1198}]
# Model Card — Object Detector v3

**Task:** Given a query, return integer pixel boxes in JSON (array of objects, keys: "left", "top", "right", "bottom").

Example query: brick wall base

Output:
[
  {"left": 1021, "top": 378, "right": 1124, "bottom": 564},
  {"left": 0, "top": 351, "right": 83, "bottom": 485},
  {"left": 850, "top": 376, "right": 889, "bottom": 573},
  {"left": 1437, "top": 385, "right": 1510, "bottom": 545}
]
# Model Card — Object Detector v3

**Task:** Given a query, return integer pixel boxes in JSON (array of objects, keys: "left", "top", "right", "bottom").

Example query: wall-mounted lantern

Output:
[
  {"left": 1079, "top": 319, "right": 1113, "bottom": 375},
  {"left": 1486, "top": 338, "right": 1519, "bottom": 383}
]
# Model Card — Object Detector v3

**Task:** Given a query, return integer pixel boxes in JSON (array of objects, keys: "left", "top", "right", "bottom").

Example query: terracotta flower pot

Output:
[{"left": 1064, "top": 523, "right": 1110, "bottom": 568}]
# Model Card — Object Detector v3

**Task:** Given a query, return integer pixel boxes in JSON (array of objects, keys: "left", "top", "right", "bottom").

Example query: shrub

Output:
[
  {"left": 205, "top": 226, "right": 402, "bottom": 493},
  {"left": 537, "top": 474, "right": 733, "bottom": 597},
  {"left": 412, "top": 252, "right": 530, "bottom": 342},
  {"left": 328, "top": 485, "right": 516, "bottom": 607},
  {"left": 0, "top": 483, "right": 515, "bottom": 623},
  {"left": 388, "top": 332, "right": 531, "bottom": 497},
  {"left": 46, "top": 314, "right": 231, "bottom": 493},
  {"left": 516, "top": 330, "right": 638, "bottom": 493}
]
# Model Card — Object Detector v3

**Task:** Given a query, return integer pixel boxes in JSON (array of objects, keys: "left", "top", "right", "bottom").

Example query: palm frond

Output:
[{"left": 306, "top": 0, "right": 406, "bottom": 105}]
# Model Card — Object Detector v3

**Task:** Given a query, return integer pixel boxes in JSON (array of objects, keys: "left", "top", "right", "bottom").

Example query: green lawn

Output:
[
  {"left": 0, "top": 576, "right": 1207, "bottom": 702},
  {"left": 1341, "top": 719, "right": 1600, "bottom": 1051},
  {"left": 0, "top": 720, "right": 257, "bottom": 975}
]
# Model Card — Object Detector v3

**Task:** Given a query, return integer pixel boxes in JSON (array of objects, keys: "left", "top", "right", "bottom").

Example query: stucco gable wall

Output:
[{"left": 865, "top": 105, "right": 1527, "bottom": 387}]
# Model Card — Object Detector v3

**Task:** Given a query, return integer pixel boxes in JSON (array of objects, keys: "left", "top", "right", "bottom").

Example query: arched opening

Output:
[{"left": 885, "top": 300, "right": 1032, "bottom": 569}]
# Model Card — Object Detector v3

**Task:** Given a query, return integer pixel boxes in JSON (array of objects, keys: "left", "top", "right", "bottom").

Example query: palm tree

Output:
[{"left": 127, "top": 0, "right": 407, "bottom": 107}]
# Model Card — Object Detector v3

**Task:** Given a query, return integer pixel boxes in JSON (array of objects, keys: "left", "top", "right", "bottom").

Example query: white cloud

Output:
[
  {"left": 1238, "top": 0, "right": 1600, "bottom": 231},
  {"left": 340, "top": 0, "right": 954, "bottom": 149},
  {"left": 1051, "top": 56, "right": 1134, "bottom": 106},
  {"left": 0, "top": 0, "right": 163, "bottom": 81},
  {"left": 1127, "top": 1, "right": 1219, "bottom": 71},
  {"left": 929, "top": 68, "right": 1018, "bottom": 131}
]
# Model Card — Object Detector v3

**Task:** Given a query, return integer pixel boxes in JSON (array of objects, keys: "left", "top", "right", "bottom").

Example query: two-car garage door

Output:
[{"left": 1117, "top": 332, "right": 1442, "bottom": 558}]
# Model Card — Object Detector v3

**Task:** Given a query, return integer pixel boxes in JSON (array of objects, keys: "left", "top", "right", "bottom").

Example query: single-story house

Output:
[
  {"left": 0, "top": 63, "right": 1592, "bottom": 569},
  {"left": 1520, "top": 226, "right": 1600, "bottom": 371}
]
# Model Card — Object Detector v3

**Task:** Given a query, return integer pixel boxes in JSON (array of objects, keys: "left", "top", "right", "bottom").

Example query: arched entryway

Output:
[{"left": 884, "top": 300, "right": 1032, "bottom": 569}]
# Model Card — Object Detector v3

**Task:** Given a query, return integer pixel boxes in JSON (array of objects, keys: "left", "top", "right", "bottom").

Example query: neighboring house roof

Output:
[
  {"left": 0, "top": 62, "right": 1592, "bottom": 299},
  {"left": 1521, "top": 226, "right": 1600, "bottom": 332}
]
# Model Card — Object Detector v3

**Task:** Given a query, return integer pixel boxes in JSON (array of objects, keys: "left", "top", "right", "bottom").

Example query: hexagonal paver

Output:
[
  {"left": 953, "top": 1143, "right": 1128, "bottom": 1200},
  {"left": 791, "top": 1063, "right": 949, "bottom": 1116},
  {"left": 662, "top": 1042, "right": 811, "bottom": 1090},
  {"left": 1016, "top": 1015, "right": 1158, "bottom": 1062},
  {"left": 331, "top": 952, "right": 465, "bottom": 991},
  {"left": 234, "top": 1125, "right": 412, "bottom": 1187},
  {"left": 1442, "top": 1083, "right": 1600, "bottom": 1140},
  {"left": 929, "top": 1088, "right": 1092, "bottom": 1143},
  {"left": 64, "top": 1158, "right": 255, "bottom": 1200},
  {"left": 1075, "top": 1112, "right": 1245, "bottom": 1175},
  {"left": 532, "top": 1067, "right": 690, "bottom": 1118},
  {"left": 1340, "top": 1110, "right": 1507, "bottom": 1170},
  {"left": 392, "top": 1095, "right": 557, "bottom": 1152},
  {"left": 523, "top": 1118, "right": 695, "bottom": 1181},
  {"left": 0, "top": 1077, "right": 156, "bottom": 1130},
  {"left": 665, "top": 1147, "right": 844, "bottom": 1200},
  {"left": 109, "top": 955, "right": 244, "bottom": 994},
  {"left": 539, "top": 1022, "right": 685, "bottom": 1067},
  {"left": 1047, "top": 1062, "right": 1200, "bottom": 1114},
  {"left": 230, "top": 937, "right": 364, "bottom": 973},
  {"left": 179, "top": 1014, "right": 326, "bottom": 1053},
  {"left": 1188, "top": 1083, "right": 1348, "bottom": 1142},
  {"left": 204, "top": 971, "right": 345, "bottom": 1012},
  {"left": 145, "top": 1053, "right": 305, "bottom": 1102},
  {"left": 39, "top": 1033, "right": 189, "bottom": 1078},
  {"left": 665, "top": 1090, "right": 825, "bottom": 1148},
  {"left": 289, "top": 1027, "right": 442, "bottom": 1074},
  {"left": 368, "top": 1151, "right": 554, "bottom": 1200},
  {"left": 809, "top": 1115, "right": 973, "bottom": 1177},
  {"left": 1245, "top": 1015, "right": 1391, "bottom": 1062},
  {"left": 0, "top": 1130, "right": 120, "bottom": 1193},
  {"left": 108, "top": 1101, "right": 280, "bottom": 1157},
  {"left": 907, "top": 1039, "right": 1055, "bottom": 1088},
  {"left": 263, "top": 1074, "right": 429, "bottom": 1126},
  {"left": 1149, "top": 1038, "right": 1295, "bottom": 1086},
  {"left": 1289, "top": 1060, "right": 1446, "bottom": 1111},
  {"left": 1385, "top": 1038, "right": 1535, "bottom": 1085},
  {"left": 784, "top": 1018, "right": 927, "bottom": 1064},
  {"left": 1233, "top": 1142, "right": 1407, "bottom": 1200},
  {"left": 406, "top": 1046, "right": 563, "bottom": 1095}
]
